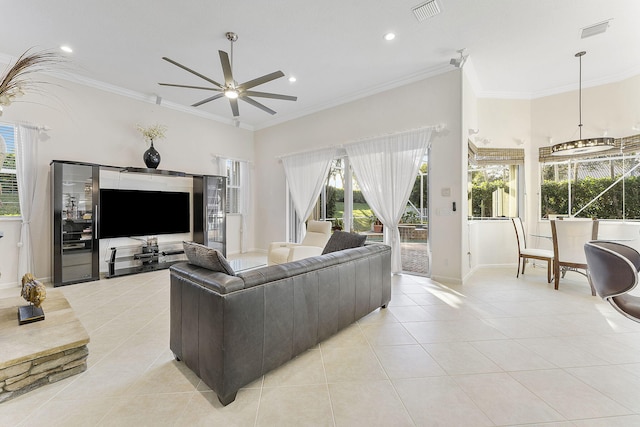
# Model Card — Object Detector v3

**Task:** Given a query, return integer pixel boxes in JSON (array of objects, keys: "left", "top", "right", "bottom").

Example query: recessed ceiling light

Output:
[
  {"left": 384, "top": 32, "right": 396, "bottom": 41},
  {"left": 60, "top": 45, "right": 73, "bottom": 53},
  {"left": 288, "top": 76, "right": 297, "bottom": 83}
]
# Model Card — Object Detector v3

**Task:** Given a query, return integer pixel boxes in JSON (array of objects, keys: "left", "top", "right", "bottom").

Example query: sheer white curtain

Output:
[
  {"left": 281, "top": 147, "right": 335, "bottom": 241},
  {"left": 346, "top": 128, "right": 432, "bottom": 273},
  {"left": 15, "top": 123, "right": 41, "bottom": 283},
  {"left": 239, "top": 161, "right": 252, "bottom": 253}
]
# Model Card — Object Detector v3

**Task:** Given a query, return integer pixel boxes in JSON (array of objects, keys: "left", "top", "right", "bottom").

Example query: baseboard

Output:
[
  {"left": 429, "top": 274, "right": 462, "bottom": 286},
  {"left": 475, "top": 263, "right": 517, "bottom": 269},
  {"left": 0, "top": 282, "right": 18, "bottom": 290},
  {"left": 0, "top": 274, "right": 53, "bottom": 290}
]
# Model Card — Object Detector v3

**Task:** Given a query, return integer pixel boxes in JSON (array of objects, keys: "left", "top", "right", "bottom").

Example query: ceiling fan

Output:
[{"left": 159, "top": 32, "right": 297, "bottom": 117}]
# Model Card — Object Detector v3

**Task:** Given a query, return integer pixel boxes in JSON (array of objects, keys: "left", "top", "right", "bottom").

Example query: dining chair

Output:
[
  {"left": 550, "top": 218, "right": 599, "bottom": 295},
  {"left": 584, "top": 240, "right": 640, "bottom": 323},
  {"left": 511, "top": 217, "right": 554, "bottom": 283}
]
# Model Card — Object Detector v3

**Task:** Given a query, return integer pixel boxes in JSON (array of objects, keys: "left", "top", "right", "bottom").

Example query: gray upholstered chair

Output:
[
  {"left": 550, "top": 218, "right": 598, "bottom": 295},
  {"left": 267, "top": 220, "right": 332, "bottom": 265},
  {"left": 511, "top": 217, "right": 554, "bottom": 283},
  {"left": 584, "top": 240, "right": 640, "bottom": 323}
]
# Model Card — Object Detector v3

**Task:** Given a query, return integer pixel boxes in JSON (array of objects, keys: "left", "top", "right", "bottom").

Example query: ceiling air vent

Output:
[
  {"left": 412, "top": 0, "right": 441, "bottom": 22},
  {"left": 581, "top": 20, "right": 611, "bottom": 39}
]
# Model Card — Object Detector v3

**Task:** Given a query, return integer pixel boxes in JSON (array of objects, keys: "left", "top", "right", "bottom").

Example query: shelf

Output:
[
  {"left": 105, "top": 242, "right": 186, "bottom": 278},
  {"left": 105, "top": 260, "right": 185, "bottom": 278},
  {"left": 121, "top": 167, "right": 186, "bottom": 177}
]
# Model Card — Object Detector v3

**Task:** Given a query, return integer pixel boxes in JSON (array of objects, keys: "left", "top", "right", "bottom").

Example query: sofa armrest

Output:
[{"left": 287, "top": 245, "right": 323, "bottom": 262}]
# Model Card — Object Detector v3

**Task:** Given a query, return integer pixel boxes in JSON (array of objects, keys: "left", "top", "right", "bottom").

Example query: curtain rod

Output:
[
  {"left": 274, "top": 123, "right": 446, "bottom": 161},
  {"left": 213, "top": 154, "right": 253, "bottom": 164},
  {"left": 275, "top": 146, "right": 337, "bottom": 161},
  {"left": 0, "top": 121, "right": 50, "bottom": 131},
  {"left": 342, "top": 124, "right": 446, "bottom": 146}
]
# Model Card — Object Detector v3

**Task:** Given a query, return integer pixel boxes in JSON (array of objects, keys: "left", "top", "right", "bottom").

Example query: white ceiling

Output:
[{"left": 1, "top": 0, "right": 639, "bottom": 130}]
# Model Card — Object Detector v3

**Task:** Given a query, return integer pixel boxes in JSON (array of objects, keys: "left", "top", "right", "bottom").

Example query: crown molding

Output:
[
  {"left": 49, "top": 71, "right": 255, "bottom": 131},
  {"left": 477, "top": 66, "right": 640, "bottom": 100}
]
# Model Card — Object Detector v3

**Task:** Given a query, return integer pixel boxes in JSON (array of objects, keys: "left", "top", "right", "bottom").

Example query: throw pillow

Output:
[
  {"left": 322, "top": 231, "right": 367, "bottom": 254},
  {"left": 183, "top": 241, "right": 236, "bottom": 276}
]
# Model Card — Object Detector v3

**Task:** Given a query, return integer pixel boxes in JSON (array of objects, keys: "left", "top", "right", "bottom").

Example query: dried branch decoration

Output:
[
  {"left": 0, "top": 48, "right": 64, "bottom": 116},
  {"left": 136, "top": 123, "right": 167, "bottom": 143}
]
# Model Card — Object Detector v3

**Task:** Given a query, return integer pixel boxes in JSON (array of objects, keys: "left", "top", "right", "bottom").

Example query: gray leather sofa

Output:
[{"left": 169, "top": 243, "right": 391, "bottom": 405}]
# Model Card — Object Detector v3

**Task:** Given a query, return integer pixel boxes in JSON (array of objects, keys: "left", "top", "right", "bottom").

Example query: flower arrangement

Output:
[
  {"left": 0, "top": 48, "right": 63, "bottom": 116},
  {"left": 136, "top": 124, "right": 167, "bottom": 144}
]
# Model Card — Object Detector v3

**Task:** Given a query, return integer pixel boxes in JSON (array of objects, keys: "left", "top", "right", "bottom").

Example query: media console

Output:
[
  {"left": 105, "top": 240, "right": 186, "bottom": 278},
  {"left": 51, "top": 160, "right": 226, "bottom": 286}
]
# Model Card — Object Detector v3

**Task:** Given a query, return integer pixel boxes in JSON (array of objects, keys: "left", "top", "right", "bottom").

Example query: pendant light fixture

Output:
[{"left": 550, "top": 51, "right": 615, "bottom": 156}]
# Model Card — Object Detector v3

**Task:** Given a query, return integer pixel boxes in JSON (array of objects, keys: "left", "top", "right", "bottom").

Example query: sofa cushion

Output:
[
  {"left": 322, "top": 231, "right": 367, "bottom": 254},
  {"left": 183, "top": 241, "right": 236, "bottom": 276}
]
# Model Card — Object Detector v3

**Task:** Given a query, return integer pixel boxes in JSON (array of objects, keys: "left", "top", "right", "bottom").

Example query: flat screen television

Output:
[{"left": 99, "top": 189, "right": 190, "bottom": 239}]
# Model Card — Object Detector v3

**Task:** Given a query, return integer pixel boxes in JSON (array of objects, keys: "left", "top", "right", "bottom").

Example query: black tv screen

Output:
[{"left": 99, "top": 189, "right": 190, "bottom": 238}]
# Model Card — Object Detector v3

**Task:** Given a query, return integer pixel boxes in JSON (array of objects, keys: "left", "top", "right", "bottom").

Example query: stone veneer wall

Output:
[{"left": 0, "top": 345, "right": 88, "bottom": 403}]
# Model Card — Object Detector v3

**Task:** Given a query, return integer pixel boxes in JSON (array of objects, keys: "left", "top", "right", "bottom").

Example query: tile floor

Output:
[{"left": 2, "top": 260, "right": 640, "bottom": 426}]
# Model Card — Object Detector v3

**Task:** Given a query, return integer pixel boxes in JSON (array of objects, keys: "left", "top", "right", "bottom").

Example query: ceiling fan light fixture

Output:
[
  {"left": 224, "top": 89, "right": 239, "bottom": 99},
  {"left": 159, "top": 31, "right": 296, "bottom": 117},
  {"left": 551, "top": 51, "right": 615, "bottom": 157}
]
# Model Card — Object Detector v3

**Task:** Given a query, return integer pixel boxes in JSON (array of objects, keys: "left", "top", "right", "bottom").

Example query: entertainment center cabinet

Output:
[{"left": 51, "top": 160, "right": 226, "bottom": 287}]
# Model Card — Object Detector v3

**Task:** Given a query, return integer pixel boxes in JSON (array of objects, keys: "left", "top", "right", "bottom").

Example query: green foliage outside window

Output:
[
  {"left": 469, "top": 178, "right": 511, "bottom": 218},
  {"left": 468, "top": 164, "right": 517, "bottom": 218},
  {"left": 541, "top": 176, "right": 640, "bottom": 219},
  {"left": 1, "top": 124, "right": 19, "bottom": 216}
]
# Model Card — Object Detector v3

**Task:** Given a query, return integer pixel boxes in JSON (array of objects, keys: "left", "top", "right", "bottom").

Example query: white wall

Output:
[
  {"left": 0, "top": 75, "right": 254, "bottom": 287},
  {"left": 254, "top": 70, "right": 464, "bottom": 283}
]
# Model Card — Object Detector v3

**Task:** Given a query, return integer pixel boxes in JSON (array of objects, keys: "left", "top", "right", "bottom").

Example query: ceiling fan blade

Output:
[
  {"left": 218, "top": 51, "right": 234, "bottom": 87},
  {"left": 159, "top": 83, "right": 222, "bottom": 91},
  {"left": 162, "top": 57, "right": 223, "bottom": 88},
  {"left": 192, "top": 93, "right": 225, "bottom": 107},
  {"left": 240, "top": 96, "right": 276, "bottom": 115},
  {"left": 238, "top": 71, "right": 285, "bottom": 90},
  {"left": 244, "top": 90, "right": 297, "bottom": 101},
  {"left": 229, "top": 98, "right": 240, "bottom": 117}
]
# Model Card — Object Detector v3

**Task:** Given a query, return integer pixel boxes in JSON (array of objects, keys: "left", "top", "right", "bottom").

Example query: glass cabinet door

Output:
[
  {"left": 206, "top": 175, "right": 226, "bottom": 253},
  {"left": 192, "top": 174, "right": 226, "bottom": 255},
  {"left": 52, "top": 161, "right": 99, "bottom": 286}
]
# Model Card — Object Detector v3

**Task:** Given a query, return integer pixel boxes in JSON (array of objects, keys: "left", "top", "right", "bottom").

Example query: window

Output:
[
  {"left": 0, "top": 124, "right": 19, "bottom": 217},
  {"left": 316, "top": 156, "right": 428, "bottom": 231},
  {"left": 539, "top": 135, "right": 640, "bottom": 219},
  {"left": 226, "top": 159, "right": 240, "bottom": 214},
  {"left": 467, "top": 142, "right": 523, "bottom": 219}
]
